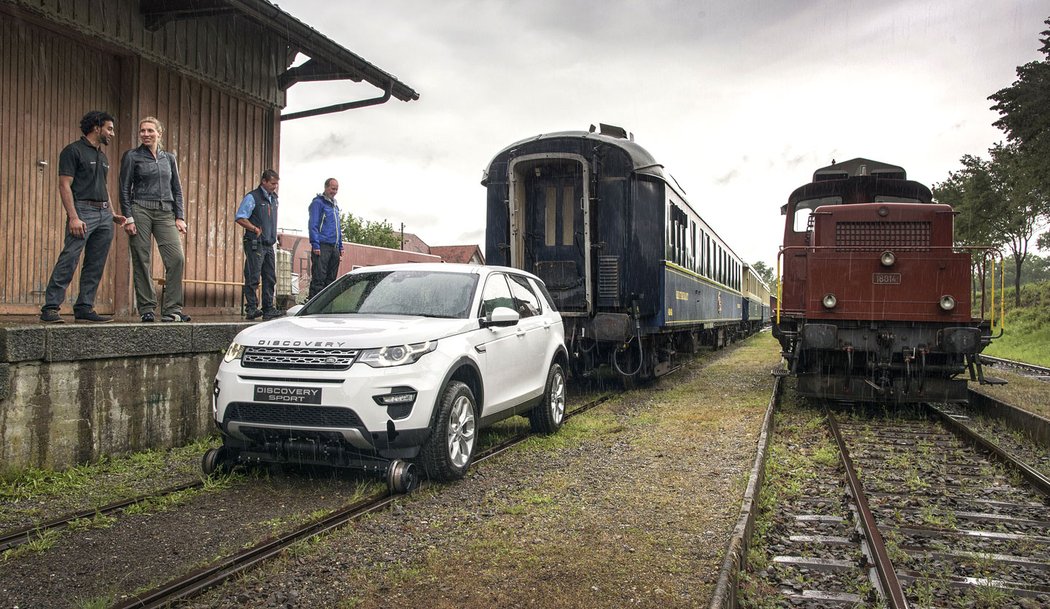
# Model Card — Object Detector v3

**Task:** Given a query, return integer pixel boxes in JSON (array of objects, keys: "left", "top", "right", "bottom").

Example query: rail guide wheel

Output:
[
  {"left": 201, "top": 446, "right": 229, "bottom": 476},
  {"left": 386, "top": 459, "right": 420, "bottom": 493}
]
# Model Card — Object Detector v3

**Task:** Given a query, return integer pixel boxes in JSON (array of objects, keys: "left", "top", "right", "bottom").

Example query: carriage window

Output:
[
  {"left": 562, "top": 186, "right": 574, "bottom": 246},
  {"left": 545, "top": 187, "right": 557, "bottom": 246}
]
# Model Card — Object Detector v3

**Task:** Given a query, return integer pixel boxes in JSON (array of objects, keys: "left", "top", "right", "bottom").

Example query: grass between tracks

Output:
[{"left": 0, "top": 435, "right": 221, "bottom": 532}]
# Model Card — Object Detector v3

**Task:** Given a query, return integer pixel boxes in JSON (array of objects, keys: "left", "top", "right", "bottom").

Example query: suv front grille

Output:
[
  {"left": 242, "top": 346, "right": 359, "bottom": 370},
  {"left": 224, "top": 402, "right": 363, "bottom": 428}
]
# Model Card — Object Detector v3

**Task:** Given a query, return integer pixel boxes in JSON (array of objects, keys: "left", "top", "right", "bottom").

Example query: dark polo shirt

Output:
[{"left": 58, "top": 136, "right": 110, "bottom": 202}]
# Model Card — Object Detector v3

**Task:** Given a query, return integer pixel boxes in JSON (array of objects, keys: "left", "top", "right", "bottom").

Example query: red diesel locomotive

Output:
[{"left": 773, "top": 158, "right": 1000, "bottom": 402}]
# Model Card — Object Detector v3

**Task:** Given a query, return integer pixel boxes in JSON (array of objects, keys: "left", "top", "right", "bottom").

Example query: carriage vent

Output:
[
  {"left": 835, "top": 221, "right": 931, "bottom": 251},
  {"left": 598, "top": 256, "right": 620, "bottom": 307}
]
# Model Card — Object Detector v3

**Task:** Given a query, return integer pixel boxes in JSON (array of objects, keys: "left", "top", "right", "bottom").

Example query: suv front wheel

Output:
[{"left": 418, "top": 380, "right": 477, "bottom": 481}]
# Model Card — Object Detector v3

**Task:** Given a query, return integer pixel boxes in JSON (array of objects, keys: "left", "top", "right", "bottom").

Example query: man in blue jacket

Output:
[{"left": 307, "top": 177, "right": 344, "bottom": 299}]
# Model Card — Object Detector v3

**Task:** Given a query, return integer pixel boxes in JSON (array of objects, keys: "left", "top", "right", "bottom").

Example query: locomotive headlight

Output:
[
  {"left": 880, "top": 251, "right": 896, "bottom": 267},
  {"left": 939, "top": 295, "right": 956, "bottom": 311},
  {"left": 822, "top": 293, "right": 838, "bottom": 309}
]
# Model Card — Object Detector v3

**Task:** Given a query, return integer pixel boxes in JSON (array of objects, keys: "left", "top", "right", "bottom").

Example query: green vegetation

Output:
[
  {"left": 340, "top": 212, "right": 400, "bottom": 249},
  {"left": 982, "top": 279, "right": 1050, "bottom": 366}
]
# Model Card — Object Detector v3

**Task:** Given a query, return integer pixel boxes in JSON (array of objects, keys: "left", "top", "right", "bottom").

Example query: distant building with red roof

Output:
[{"left": 277, "top": 231, "right": 484, "bottom": 299}]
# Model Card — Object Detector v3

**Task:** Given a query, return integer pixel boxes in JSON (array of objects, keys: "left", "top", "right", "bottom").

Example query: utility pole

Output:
[{"left": 400, "top": 222, "right": 405, "bottom": 250}]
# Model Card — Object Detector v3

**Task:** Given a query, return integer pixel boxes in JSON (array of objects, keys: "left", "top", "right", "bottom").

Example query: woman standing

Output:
[{"left": 118, "top": 117, "right": 190, "bottom": 322}]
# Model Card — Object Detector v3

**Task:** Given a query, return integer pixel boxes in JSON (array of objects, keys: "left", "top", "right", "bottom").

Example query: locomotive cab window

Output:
[{"left": 793, "top": 196, "right": 840, "bottom": 232}]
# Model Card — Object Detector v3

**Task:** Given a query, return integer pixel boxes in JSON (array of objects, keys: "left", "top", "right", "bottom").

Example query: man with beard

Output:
[{"left": 40, "top": 110, "right": 125, "bottom": 323}]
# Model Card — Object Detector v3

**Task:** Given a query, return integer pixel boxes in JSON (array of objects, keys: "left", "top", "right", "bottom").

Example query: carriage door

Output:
[{"left": 509, "top": 155, "right": 590, "bottom": 314}]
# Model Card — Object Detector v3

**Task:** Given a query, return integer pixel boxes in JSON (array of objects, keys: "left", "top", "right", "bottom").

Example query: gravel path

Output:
[{"left": 188, "top": 332, "right": 780, "bottom": 609}]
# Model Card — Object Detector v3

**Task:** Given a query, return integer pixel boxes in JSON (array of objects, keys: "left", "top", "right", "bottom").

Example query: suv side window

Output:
[
  {"left": 528, "top": 277, "right": 558, "bottom": 312},
  {"left": 479, "top": 273, "right": 514, "bottom": 318},
  {"left": 507, "top": 274, "right": 542, "bottom": 318}
]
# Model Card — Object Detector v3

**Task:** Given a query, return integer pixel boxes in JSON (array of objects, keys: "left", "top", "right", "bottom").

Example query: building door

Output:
[{"left": 0, "top": 15, "right": 123, "bottom": 315}]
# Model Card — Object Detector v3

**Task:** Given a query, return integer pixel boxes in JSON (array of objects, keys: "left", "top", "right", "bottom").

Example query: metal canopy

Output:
[{"left": 140, "top": 0, "right": 419, "bottom": 105}]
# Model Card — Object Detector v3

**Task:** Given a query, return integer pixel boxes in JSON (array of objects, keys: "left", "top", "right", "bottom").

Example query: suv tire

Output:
[
  {"left": 418, "top": 380, "right": 477, "bottom": 481},
  {"left": 529, "top": 362, "right": 566, "bottom": 434}
]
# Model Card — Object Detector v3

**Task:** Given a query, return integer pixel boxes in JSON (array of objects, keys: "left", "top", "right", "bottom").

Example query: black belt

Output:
[{"left": 77, "top": 200, "right": 109, "bottom": 209}]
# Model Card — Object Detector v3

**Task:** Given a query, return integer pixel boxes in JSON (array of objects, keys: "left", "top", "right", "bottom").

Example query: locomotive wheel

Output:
[
  {"left": 418, "top": 381, "right": 476, "bottom": 481},
  {"left": 529, "top": 362, "right": 566, "bottom": 434}
]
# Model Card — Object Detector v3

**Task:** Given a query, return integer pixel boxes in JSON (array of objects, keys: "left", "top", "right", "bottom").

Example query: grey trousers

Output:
[
  {"left": 42, "top": 202, "right": 114, "bottom": 314},
  {"left": 129, "top": 206, "right": 185, "bottom": 315}
]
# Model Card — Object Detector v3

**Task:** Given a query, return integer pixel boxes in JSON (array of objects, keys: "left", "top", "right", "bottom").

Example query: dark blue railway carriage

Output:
[{"left": 483, "top": 124, "right": 747, "bottom": 380}]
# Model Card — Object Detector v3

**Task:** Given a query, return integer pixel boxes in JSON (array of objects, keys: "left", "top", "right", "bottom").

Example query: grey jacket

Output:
[{"left": 118, "top": 144, "right": 185, "bottom": 220}]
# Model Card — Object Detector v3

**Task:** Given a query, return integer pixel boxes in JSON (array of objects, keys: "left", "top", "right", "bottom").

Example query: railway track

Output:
[
  {"left": 980, "top": 354, "right": 1050, "bottom": 381},
  {"left": 737, "top": 394, "right": 1050, "bottom": 608},
  {"left": 0, "top": 479, "right": 204, "bottom": 553},
  {"left": 109, "top": 392, "right": 615, "bottom": 609}
]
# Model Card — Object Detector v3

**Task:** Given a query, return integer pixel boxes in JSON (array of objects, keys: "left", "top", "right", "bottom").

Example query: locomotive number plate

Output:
[
  {"left": 872, "top": 273, "right": 901, "bottom": 285},
  {"left": 254, "top": 385, "right": 322, "bottom": 404}
]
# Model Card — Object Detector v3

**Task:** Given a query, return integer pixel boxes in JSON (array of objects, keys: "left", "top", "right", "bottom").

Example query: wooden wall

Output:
[
  {"left": 134, "top": 60, "right": 277, "bottom": 312},
  {"left": 0, "top": 13, "right": 124, "bottom": 314},
  {"left": 0, "top": 1, "right": 283, "bottom": 315}
]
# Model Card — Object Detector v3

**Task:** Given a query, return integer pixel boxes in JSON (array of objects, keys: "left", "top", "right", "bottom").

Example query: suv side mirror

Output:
[
  {"left": 287, "top": 304, "right": 305, "bottom": 316},
  {"left": 481, "top": 306, "right": 520, "bottom": 328}
]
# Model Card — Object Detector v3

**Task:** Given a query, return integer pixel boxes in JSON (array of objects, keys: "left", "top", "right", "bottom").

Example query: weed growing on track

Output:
[{"left": 0, "top": 435, "right": 222, "bottom": 528}]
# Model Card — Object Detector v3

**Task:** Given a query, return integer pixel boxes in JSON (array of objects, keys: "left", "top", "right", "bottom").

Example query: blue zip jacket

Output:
[{"left": 308, "top": 193, "right": 343, "bottom": 251}]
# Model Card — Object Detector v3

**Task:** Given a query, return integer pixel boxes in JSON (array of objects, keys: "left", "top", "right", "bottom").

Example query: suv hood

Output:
[{"left": 234, "top": 315, "right": 475, "bottom": 348}]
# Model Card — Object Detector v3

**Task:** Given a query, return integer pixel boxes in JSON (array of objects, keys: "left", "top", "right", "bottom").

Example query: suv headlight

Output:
[
  {"left": 223, "top": 342, "right": 245, "bottom": 363},
  {"left": 358, "top": 341, "right": 436, "bottom": 368}
]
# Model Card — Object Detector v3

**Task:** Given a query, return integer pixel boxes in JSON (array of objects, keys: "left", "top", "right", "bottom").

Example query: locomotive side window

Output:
[{"left": 793, "top": 196, "right": 841, "bottom": 232}]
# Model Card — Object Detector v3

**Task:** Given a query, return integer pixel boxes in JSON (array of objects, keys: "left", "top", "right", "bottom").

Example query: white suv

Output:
[{"left": 205, "top": 263, "right": 567, "bottom": 490}]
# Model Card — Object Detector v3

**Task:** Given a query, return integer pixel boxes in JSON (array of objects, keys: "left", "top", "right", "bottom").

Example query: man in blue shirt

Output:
[
  {"left": 307, "top": 177, "right": 344, "bottom": 299},
  {"left": 234, "top": 169, "right": 281, "bottom": 320}
]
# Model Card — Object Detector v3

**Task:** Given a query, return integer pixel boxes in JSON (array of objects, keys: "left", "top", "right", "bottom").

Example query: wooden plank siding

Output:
[
  {"left": 133, "top": 60, "right": 276, "bottom": 314},
  {"left": 0, "top": 14, "right": 123, "bottom": 314},
  {"left": 1, "top": 0, "right": 284, "bottom": 315}
]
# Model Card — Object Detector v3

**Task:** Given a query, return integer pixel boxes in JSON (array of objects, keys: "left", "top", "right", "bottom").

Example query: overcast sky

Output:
[{"left": 276, "top": 0, "right": 1047, "bottom": 267}]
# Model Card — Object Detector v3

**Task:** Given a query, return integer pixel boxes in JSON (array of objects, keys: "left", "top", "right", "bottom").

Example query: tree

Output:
[
  {"left": 933, "top": 143, "right": 1049, "bottom": 306},
  {"left": 751, "top": 260, "right": 777, "bottom": 295},
  {"left": 989, "top": 18, "right": 1050, "bottom": 198},
  {"left": 341, "top": 212, "right": 401, "bottom": 249}
]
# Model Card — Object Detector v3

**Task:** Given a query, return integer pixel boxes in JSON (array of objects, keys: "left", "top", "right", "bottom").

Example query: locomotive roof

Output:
[
  {"left": 812, "top": 158, "right": 907, "bottom": 181},
  {"left": 483, "top": 129, "right": 667, "bottom": 182},
  {"left": 786, "top": 158, "right": 933, "bottom": 208}
]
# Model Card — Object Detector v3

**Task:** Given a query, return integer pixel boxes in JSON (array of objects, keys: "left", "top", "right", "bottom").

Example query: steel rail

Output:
[
  {"left": 927, "top": 403, "right": 1050, "bottom": 497},
  {"left": 109, "top": 393, "right": 615, "bottom": 609},
  {"left": 825, "top": 410, "right": 910, "bottom": 609},
  {"left": 0, "top": 480, "right": 203, "bottom": 553},
  {"left": 978, "top": 354, "right": 1050, "bottom": 379}
]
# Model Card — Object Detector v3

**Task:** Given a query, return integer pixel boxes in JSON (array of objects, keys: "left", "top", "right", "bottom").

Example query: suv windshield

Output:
[{"left": 301, "top": 270, "right": 479, "bottom": 318}]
